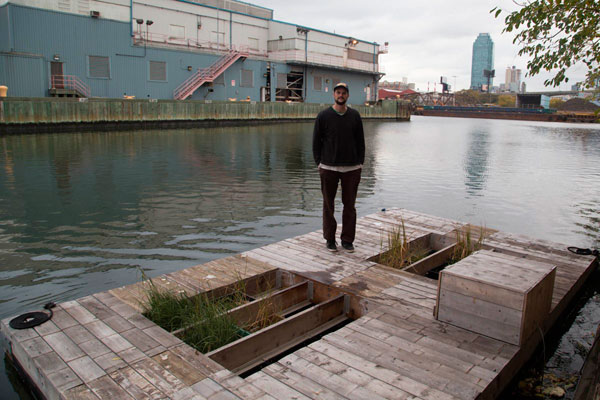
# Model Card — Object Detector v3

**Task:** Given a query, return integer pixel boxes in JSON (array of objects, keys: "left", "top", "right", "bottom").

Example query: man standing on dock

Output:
[{"left": 312, "top": 82, "right": 365, "bottom": 252}]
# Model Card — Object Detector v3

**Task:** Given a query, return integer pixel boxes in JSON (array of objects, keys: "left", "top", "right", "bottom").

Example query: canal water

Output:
[{"left": 1, "top": 116, "right": 599, "bottom": 399}]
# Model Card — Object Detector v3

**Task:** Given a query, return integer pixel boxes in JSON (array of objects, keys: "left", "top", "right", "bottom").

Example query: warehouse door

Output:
[{"left": 51, "top": 62, "right": 64, "bottom": 89}]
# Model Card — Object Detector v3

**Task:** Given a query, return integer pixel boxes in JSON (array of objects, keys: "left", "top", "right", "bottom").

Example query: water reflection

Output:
[
  {"left": 463, "top": 129, "right": 490, "bottom": 197},
  {"left": 574, "top": 198, "right": 600, "bottom": 247},
  {"left": 0, "top": 123, "right": 384, "bottom": 321}
]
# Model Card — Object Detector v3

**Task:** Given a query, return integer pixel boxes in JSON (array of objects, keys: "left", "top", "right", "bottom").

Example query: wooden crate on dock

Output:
[{"left": 435, "top": 249, "right": 556, "bottom": 346}]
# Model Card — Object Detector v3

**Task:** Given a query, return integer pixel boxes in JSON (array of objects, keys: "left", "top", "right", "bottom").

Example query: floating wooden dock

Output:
[{"left": 1, "top": 209, "right": 597, "bottom": 399}]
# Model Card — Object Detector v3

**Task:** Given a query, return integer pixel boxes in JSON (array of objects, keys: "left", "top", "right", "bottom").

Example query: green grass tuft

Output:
[{"left": 449, "top": 224, "right": 486, "bottom": 264}]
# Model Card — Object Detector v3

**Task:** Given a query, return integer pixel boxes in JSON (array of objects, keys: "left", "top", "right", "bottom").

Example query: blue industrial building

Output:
[
  {"left": 470, "top": 33, "right": 494, "bottom": 91},
  {"left": 0, "top": 0, "right": 386, "bottom": 103}
]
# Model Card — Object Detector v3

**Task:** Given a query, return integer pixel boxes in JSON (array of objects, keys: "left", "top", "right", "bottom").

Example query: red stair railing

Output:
[
  {"left": 51, "top": 75, "right": 91, "bottom": 98},
  {"left": 173, "top": 48, "right": 248, "bottom": 100}
]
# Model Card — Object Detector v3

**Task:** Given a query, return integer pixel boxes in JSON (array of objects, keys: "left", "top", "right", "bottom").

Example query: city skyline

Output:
[{"left": 255, "top": 0, "right": 590, "bottom": 92}]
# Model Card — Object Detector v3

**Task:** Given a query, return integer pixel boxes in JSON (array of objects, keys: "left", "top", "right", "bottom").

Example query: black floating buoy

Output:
[{"left": 9, "top": 302, "right": 56, "bottom": 330}]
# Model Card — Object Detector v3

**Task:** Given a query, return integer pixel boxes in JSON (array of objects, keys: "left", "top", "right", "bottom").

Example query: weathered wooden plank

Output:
[
  {"left": 151, "top": 350, "right": 206, "bottom": 386},
  {"left": 88, "top": 375, "right": 135, "bottom": 400},
  {"left": 149, "top": 275, "right": 197, "bottom": 297},
  {"left": 283, "top": 352, "right": 390, "bottom": 400},
  {"left": 121, "top": 328, "right": 161, "bottom": 353},
  {"left": 263, "top": 361, "right": 349, "bottom": 400},
  {"left": 62, "top": 325, "right": 96, "bottom": 345},
  {"left": 63, "top": 384, "right": 101, "bottom": 399},
  {"left": 169, "top": 344, "right": 225, "bottom": 376},
  {"left": 437, "top": 302, "right": 520, "bottom": 345},
  {"left": 308, "top": 340, "right": 458, "bottom": 400},
  {"left": 218, "top": 375, "right": 271, "bottom": 400},
  {"left": 382, "top": 286, "right": 437, "bottom": 306},
  {"left": 191, "top": 377, "right": 223, "bottom": 397},
  {"left": 208, "top": 295, "right": 346, "bottom": 373},
  {"left": 439, "top": 273, "right": 523, "bottom": 310},
  {"left": 131, "top": 358, "right": 188, "bottom": 397},
  {"left": 100, "top": 333, "right": 134, "bottom": 353},
  {"left": 439, "top": 289, "right": 523, "bottom": 327},
  {"left": 348, "top": 321, "right": 478, "bottom": 375},
  {"left": 109, "top": 366, "right": 165, "bottom": 400},
  {"left": 294, "top": 346, "right": 416, "bottom": 399},
  {"left": 330, "top": 329, "right": 483, "bottom": 399},
  {"left": 224, "top": 281, "right": 308, "bottom": 328},
  {"left": 142, "top": 325, "right": 182, "bottom": 348},
  {"left": 103, "top": 314, "right": 135, "bottom": 333},
  {"left": 94, "top": 351, "right": 127, "bottom": 373},
  {"left": 46, "top": 367, "right": 83, "bottom": 394},
  {"left": 330, "top": 328, "right": 486, "bottom": 394},
  {"left": 118, "top": 347, "right": 146, "bottom": 364},
  {"left": 79, "top": 338, "right": 112, "bottom": 359},
  {"left": 33, "top": 320, "right": 60, "bottom": 336},
  {"left": 33, "top": 351, "right": 68, "bottom": 376},
  {"left": 78, "top": 295, "right": 118, "bottom": 320},
  {"left": 43, "top": 332, "right": 85, "bottom": 362},
  {"left": 68, "top": 355, "right": 106, "bottom": 383},
  {"left": 245, "top": 371, "right": 311, "bottom": 400}
]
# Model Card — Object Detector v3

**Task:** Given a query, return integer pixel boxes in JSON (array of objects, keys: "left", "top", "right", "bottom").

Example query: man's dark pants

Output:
[{"left": 318, "top": 168, "right": 361, "bottom": 244}]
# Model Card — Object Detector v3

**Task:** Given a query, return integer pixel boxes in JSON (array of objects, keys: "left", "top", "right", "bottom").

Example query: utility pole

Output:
[{"left": 452, "top": 75, "right": 456, "bottom": 106}]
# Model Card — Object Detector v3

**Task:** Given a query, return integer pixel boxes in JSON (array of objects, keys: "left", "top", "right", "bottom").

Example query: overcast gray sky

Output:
[{"left": 255, "top": 0, "right": 589, "bottom": 92}]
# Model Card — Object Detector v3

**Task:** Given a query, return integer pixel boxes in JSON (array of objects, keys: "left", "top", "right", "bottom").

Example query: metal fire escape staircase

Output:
[{"left": 173, "top": 49, "right": 248, "bottom": 100}]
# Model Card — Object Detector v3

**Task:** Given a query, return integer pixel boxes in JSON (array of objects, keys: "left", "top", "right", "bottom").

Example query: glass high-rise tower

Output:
[{"left": 470, "top": 33, "right": 494, "bottom": 91}]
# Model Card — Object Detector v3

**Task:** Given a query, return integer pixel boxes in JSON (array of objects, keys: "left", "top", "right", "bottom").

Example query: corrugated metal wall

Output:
[
  {"left": 1, "top": 4, "right": 374, "bottom": 103},
  {"left": 305, "top": 67, "right": 374, "bottom": 105},
  {"left": 0, "top": 54, "right": 46, "bottom": 97},
  {"left": 0, "top": 6, "right": 10, "bottom": 51}
]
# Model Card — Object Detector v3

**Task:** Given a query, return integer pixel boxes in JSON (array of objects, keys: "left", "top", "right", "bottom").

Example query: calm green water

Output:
[{"left": 1, "top": 117, "right": 599, "bottom": 398}]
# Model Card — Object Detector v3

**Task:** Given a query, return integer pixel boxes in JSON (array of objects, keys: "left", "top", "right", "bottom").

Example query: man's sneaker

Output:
[
  {"left": 326, "top": 240, "right": 338, "bottom": 252},
  {"left": 341, "top": 241, "right": 355, "bottom": 252}
]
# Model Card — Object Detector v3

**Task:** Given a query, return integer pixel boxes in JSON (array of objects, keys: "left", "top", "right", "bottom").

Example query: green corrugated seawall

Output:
[{"left": 0, "top": 98, "right": 410, "bottom": 133}]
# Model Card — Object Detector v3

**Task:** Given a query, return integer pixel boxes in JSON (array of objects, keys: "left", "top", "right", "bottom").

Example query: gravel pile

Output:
[{"left": 557, "top": 97, "right": 600, "bottom": 112}]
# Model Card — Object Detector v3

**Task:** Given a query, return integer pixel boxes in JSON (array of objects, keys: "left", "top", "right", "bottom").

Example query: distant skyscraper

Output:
[
  {"left": 470, "top": 33, "right": 494, "bottom": 91},
  {"left": 505, "top": 66, "right": 522, "bottom": 92}
]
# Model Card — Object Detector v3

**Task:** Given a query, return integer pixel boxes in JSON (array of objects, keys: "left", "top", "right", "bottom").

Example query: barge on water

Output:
[
  {"left": 1, "top": 209, "right": 597, "bottom": 399},
  {"left": 416, "top": 105, "right": 598, "bottom": 123}
]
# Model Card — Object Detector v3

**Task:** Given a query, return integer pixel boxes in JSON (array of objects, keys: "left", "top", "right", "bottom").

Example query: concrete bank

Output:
[{"left": 0, "top": 98, "right": 411, "bottom": 134}]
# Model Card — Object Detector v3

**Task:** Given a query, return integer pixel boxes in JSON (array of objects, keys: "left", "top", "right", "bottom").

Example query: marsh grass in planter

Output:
[
  {"left": 374, "top": 220, "right": 487, "bottom": 279},
  {"left": 449, "top": 224, "right": 485, "bottom": 264},
  {"left": 141, "top": 274, "right": 284, "bottom": 353},
  {"left": 376, "top": 219, "right": 435, "bottom": 270}
]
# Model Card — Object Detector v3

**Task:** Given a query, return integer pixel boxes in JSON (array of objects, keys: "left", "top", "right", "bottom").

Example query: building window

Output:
[
  {"left": 347, "top": 48, "right": 373, "bottom": 63},
  {"left": 248, "top": 37, "right": 259, "bottom": 51},
  {"left": 149, "top": 61, "right": 167, "bottom": 81},
  {"left": 332, "top": 78, "right": 340, "bottom": 87},
  {"left": 211, "top": 31, "right": 225, "bottom": 46},
  {"left": 314, "top": 76, "right": 322, "bottom": 91},
  {"left": 88, "top": 55, "right": 110, "bottom": 79},
  {"left": 213, "top": 73, "right": 225, "bottom": 85},
  {"left": 169, "top": 24, "right": 185, "bottom": 39},
  {"left": 241, "top": 69, "right": 253, "bottom": 87}
]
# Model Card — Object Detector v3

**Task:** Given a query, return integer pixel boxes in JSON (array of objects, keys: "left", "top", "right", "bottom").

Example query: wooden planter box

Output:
[{"left": 435, "top": 250, "right": 556, "bottom": 346}]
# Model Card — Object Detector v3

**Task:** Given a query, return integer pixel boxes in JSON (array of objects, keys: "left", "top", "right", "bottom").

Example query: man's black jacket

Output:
[{"left": 312, "top": 106, "right": 365, "bottom": 166}]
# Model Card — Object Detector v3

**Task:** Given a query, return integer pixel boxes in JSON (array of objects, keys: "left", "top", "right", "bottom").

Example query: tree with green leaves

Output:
[
  {"left": 492, "top": 0, "right": 600, "bottom": 89},
  {"left": 497, "top": 94, "right": 516, "bottom": 107}
]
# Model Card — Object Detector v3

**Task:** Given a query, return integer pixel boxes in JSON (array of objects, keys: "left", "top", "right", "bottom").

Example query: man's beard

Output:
[{"left": 335, "top": 97, "right": 347, "bottom": 105}]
